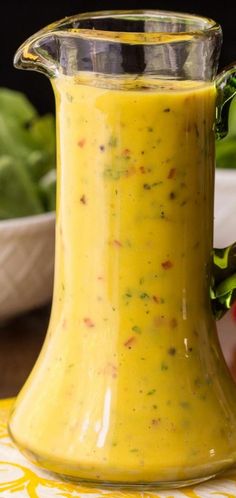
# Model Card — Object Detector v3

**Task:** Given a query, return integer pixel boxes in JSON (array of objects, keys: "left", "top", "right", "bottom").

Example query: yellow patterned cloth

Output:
[{"left": 1, "top": 399, "right": 236, "bottom": 497}]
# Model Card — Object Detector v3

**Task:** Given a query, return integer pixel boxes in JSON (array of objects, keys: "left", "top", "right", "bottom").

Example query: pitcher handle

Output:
[{"left": 211, "top": 64, "right": 236, "bottom": 319}]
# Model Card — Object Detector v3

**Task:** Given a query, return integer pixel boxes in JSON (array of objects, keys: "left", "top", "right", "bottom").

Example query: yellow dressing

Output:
[{"left": 9, "top": 75, "right": 236, "bottom": 486}]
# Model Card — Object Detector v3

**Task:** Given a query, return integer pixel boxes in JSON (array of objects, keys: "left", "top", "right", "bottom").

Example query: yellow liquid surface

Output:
[{"left": 9, "top": 75, "right": 236, "bottom": 485}]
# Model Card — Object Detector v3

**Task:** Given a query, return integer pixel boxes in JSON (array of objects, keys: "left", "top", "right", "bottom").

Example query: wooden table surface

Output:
[{"left": 0, "top": 305, "right": 50, "bottom": 398}]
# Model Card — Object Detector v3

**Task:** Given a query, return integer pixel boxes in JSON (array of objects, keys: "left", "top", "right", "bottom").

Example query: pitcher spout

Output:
[{"left": 14, "top": 25, "right": 62, "bottom": 77}]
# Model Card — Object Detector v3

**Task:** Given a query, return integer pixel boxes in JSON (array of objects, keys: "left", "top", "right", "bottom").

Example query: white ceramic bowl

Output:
[
  {"left": 0, "top": 212, "right": 55, "bottom": 321},
  {"left": 214, "top": 169, "right": 236, "bottom": 247}
]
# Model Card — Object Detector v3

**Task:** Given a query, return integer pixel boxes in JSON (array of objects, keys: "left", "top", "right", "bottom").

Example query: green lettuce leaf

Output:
[{"left": 0, "top": 88, "right": 56, "bottom": 218}]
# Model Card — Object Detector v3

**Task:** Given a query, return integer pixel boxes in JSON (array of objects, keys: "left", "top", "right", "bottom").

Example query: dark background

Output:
[{"left": 2, "top": 1, "right": 236, "bottom": 114}]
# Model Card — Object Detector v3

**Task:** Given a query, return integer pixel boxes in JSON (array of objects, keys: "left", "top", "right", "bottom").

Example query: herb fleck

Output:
[
  {"left": 125, "top": 291, "right": 132, "bottom": 298},
  {"left": 132, "top": 325, "right": 142, "bottom": 334},
  {"left": 140, "top": 292, "right": 150, "bottom": 300},
  {"left": 103, "top": 168, "right": 121, "bottom": 180},
  {"left": 108, "top": 136, "right": 118, "bottom": 147},
  {"left": 180, "top": 401, "right": 190, "bottom": 409},
  {"left": 143, "top": 183, "right": 151, "bottom": 190},
  {"left": 161, "top": 362, "right": 168, "bottom": 371},
  {"left": 143, "top": 182, "right": 162, "bottom": 190},
  {"left": 147, "top": 389, "right": 156, "bottom": 395},
  {"left": 66, "top": 92, "right": 73, "bottom": 102}
]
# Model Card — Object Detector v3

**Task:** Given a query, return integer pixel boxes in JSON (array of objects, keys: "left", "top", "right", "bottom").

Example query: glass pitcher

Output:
[{"left": 8, "top": 10, "right": 236, "bottom": 490}]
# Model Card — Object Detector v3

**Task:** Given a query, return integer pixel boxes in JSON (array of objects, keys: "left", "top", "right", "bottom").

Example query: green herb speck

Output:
[
  {"left": 108, "top": 136, "right": 118, "bottom": 147},
  {"left": 132, "top": 325, "right": 142, "bottom": 334},
  {"left": 103, "top": 168, "right": 121, "bottom": 180},
  {"left": 140, "top": 292, "right": 149, "bottom": 300},
  {"left": 147, "top": 389, "right": 156, "bottom": 395},
  {"left": 180, "top": 401, "right": 190, "bottom": 409},
  {"left": 125, "top": 291, "right": 132, "bottom": 298},
  {"left": 66, "top": 92, "right": 74, "bottom": 102},
  {"left": 143, "top": 183, "right": 151, "bottom": 190},
  {"left": 161, "top": 362, "right": 168, "bottom": 371}
]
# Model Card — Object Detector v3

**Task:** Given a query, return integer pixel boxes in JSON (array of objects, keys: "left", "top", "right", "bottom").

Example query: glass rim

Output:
[{"left": 37, "top": 9, "right": 221, "bottom": 44}]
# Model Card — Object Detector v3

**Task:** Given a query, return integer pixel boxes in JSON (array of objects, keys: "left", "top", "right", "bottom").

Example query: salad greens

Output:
[
  {"left": 216, "top": 96, "right": 236, "bottom": 169},
  {"left": 0, "top": 88, "right": 56, "bottom": 219}
]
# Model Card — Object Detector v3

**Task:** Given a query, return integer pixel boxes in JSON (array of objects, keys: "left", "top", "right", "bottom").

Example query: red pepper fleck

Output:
[
  {"left": 113, "top": 240, "right": 122, "bottom": 248},
  {"left": 125, "top": 166, "right": 136, "bottom": 177},
  {"left": 122, "top": 148, "right": 131, "bottom": 157},
  {"left": 83, "top": 317, "right": 95, "bottom": 328},
  {"left": 153, "top": 295, "right": 160, "bottom": 303},
  {"left": 161, "top": 260, "right": 173, "bottom": 270},
  {"left": 170, "top": 318, "right": 178, "bottom": 328},
  {"left": 167, "top": 168, "right": 176, "bottom": 179},
  {"left": 124, "top": 336, "right": 136, "bottom": 349},
  {"left": 80, "top": 195, "right": 86, "bottom": 204},
  {"left": 139, "top": 166, "right": 151, "bottom": 174},
  {"left": 77, "top": 138, "right": 86, "bottom": 148},
  {"left": 103, "top": 362, "right": 118, "bottom": 378},
  {"left": 151, "top": 418, "right": 161, "bottom": 426}
]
